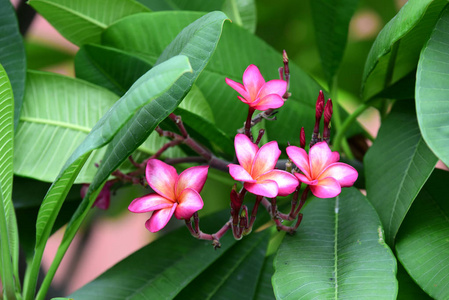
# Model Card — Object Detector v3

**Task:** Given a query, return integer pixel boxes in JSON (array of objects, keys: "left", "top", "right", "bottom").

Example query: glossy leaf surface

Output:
[
  {"left": 0, "top": 0, "right": 26, "bottom": 129},
  {"left": 396, "top": 169, "right": 449, "bottom": 299},
  {"left": 273, "top": 188, "right": 397, "bottom": 299},
  {"left": 0, "top": 63, "right": 19, "bottom": 291},
  {"left": 364, "top": 102, "right": 437, "bottom": 245},
  {"left": 416, "top": 5, "right": 449, "bottom": 167},
  {"left": 29, "top": 0, "right": 150, "bottom": 46},
  {"left": 362, "top": 0, "right": 447, "bottom": 100}
]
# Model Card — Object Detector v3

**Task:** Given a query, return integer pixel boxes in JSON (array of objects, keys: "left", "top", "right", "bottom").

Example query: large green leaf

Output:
[
  {"left": 272, "top": 188, "right": 398, "bottom": 299},
  {"left": 69, "top": 211, "right": 237, "bottom": 299},
  {"left": 362, "top": 0, "right": 447, "bottom": 100},
  {"left": 0, "top": 0, "right": 26, "bottom": 129},
  {"left": 0, "top": 63, "right": 19, "bottom": 296},
  {"left": 364, "top": 102, "right": 437, "bottom": 245},
  {"left": 22, "top": 55, "right": 191, "bottom": 300},
  {"left": 29, "top": 0, "right": 150, "bottom": 46},
  {"left": 310, "top": 0, "right": 359, "bottom": 88},
  {"left": 102, "top": 11, "right": 346, "bottom": 148},
  {"left": 137, "top": 0, "right": 223, "bottom": 11},
  {"left": 14, "top": 71, "right": 119, "bottom": 183},
  {"left": 416, "top": 5, "right": 449, "bottom": 168},
  {"left": 396, "top": 169, "right": 449, "bottom": 299},
  {"left": 175, "top": 230, "right": 270, "bottom": 299}
]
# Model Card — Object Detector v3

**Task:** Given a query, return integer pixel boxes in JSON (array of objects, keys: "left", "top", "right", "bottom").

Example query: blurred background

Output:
[{"left": 10, "top": 0, "right": 408, "bottom": 296}]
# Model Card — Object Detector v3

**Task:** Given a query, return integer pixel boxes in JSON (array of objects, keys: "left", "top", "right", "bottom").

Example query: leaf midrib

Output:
[{"left": 20, "top": 116, "right": 91, "bottom": 133}]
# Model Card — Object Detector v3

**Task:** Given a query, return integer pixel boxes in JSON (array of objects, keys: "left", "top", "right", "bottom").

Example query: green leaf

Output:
[
  {"left": 310, "top": 0, "right": 359, "bottom": 88},
  {"left": 364, "top": 102, "right": 437, "bottom": 245},
  {"left": 137, "top": 0, "right": 223, "bottom": 11},
  {"left": 26, "top": 41, "right": 74, "bottom": 70},
  {"left": 221, "top": 0, "right": 257, "bottom": 33},
  {"left": 75, "top": 44, "right": 152, "bottom": 96},
  {"left": 69, "top": 211, "right": 238, "bottom": 299},
  {"left": 102, "top": 11, "right": 335, "bottom": 147},
  {"left": 13, "top": 71, "right": 119, "bottom": 183},
  {"left": 0, "top": 0, "right": 26, "bottom": 129},
  {"left": 175, "top": 230, "right": 270, "bottom": 299},
  {"left": 254, "top": 254, "right": 276, "bottom": 300},
  {"left": 0, "top": 63, "right": 19, "bottom": 298},
  {"left": 416, "top": 5, "right": 449, "bottom": 168},
  {"left": 273, "top": 188, "right": 398, "bottom": 299},
  {"left": 28, "top": 0, "right": 150, "bottom": 46},
  {"left": 362, "top": 0, "right": 447, "bottom": 100},
  {"left": 396, "top": 169, "right": 449, "bottom": 299}
]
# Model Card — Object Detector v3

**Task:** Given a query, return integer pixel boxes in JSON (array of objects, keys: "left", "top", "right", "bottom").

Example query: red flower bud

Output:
[
  {"left": 230, "top": 188, "right": 242, "bottom": 213},
  {"left": 300, "top": 127, "right": 306, "bottom": 149},
  {"left": 324, "top": 98, "right": 333, "bottom": 125},
  {"left": 315, "top": 90, "right": 325, "bottom": 121}
]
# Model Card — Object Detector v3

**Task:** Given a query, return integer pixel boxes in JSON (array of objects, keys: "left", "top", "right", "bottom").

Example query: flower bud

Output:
[
  {"left": 323, "top": 99, "right": 333, "bottom": 143},
  {"left": 300, "top": 127, "right": 306, "bottom": 149},
  {"left": 230, "top": 187, "right": 242, "bottom": 213}
]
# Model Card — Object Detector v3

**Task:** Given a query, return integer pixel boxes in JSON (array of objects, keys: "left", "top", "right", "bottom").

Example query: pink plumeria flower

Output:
[
  {"left": 286, "top": 142, "right": 358, "bottom": 198},
  {"left": 225, "top": 64, "right": 287, "bottom": 111},
  {"left": 128, "top": 159, "right": 208, "bottom": 232},
  {"left": 228, "top": 134, "right": 299, "bottom": 198}
]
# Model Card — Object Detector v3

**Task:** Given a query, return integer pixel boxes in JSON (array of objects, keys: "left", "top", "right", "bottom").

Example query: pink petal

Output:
[
  {"left": 251, "top": 141, "right": 280, "bottom": 178},
  {"left": 176, "top": 165, "right": 209, "bottom": 197},
  {"left": 234, "top": 134, "right": 259, "bottom": 173},
  {"left": 174, "top": 188, "right": 204, "bottom": 219},
  {"left": 237, "top": 96, "right": 251, "bottom": 104},
  {"left": 252, "top": 94, "right": 285, "bottom": 111},
  {"left": 309, "top": 177, "right": 341, "bottom": 199},
  {"left": 294, "top": 173, "right": 318, "bottom": 185},
  {"left": 245, "top": 180, "right": 279, "bottom": 198},
  {"left": 257, "top": 170, "right": 299, "bottom": 196},
  {"left": 146, "top": 159, "right": 177, "bottom": 200},
  {"left": 242, "top": 65, "right": 265, "bottom": 101},
  {"left": 286, "top": 146, "right": 311, "bottom": 178},
  {"left": 128, "top": 194, "right": 174, "bottom": 213},
  {"left": 309, "top": 142, "right": 340, "bottom": 178},
  {"left": 225, "top": 78, "right": 250, "bottom": 100},
  {"left": 145, "top": 203, "right": 177, "bottom": 232},
  {"left": 228, "top": 164, "right": 256, "bottom": 183},
  {"left": 317, "top": 163, "right": 358, "bottom": 187},
  {"left": 257, "top": 79, "right": 287, "bottom": 99}
]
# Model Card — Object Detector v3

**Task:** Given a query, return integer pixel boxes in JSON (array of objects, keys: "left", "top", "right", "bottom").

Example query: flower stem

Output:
[
  {"left": 333, "top": 103, "right": 369, "bottom": 153},
  {"left": 245, "top": 107, "right": 256, "bottom": 139}
]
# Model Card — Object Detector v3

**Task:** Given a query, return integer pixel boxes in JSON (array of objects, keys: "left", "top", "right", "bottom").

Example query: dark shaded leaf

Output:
[
  {"left": 396, "top": 169, "right": 449, "bottom": 299},
  {"left": 364, "top": 101, "right": 437, "bottom": 245}
]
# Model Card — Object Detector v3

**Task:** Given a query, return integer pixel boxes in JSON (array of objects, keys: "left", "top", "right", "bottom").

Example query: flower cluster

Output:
[{"left": 126, "top": 60, "right": 358, "bottom": 244}]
